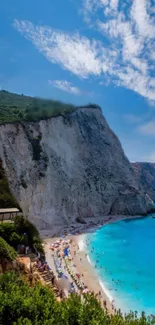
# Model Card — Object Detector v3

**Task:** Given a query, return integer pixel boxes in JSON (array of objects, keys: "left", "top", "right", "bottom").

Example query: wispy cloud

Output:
[
  {"left": 13, "top": 20, "right": 104, "bottom": 78},
  {"left": 48, "top": 80, "right": 81, "bottom": 95},
  {"left": 123, "top": 114, "right": 143, "bottom": 124},
  {"left": 138, "top": 121, "right": 155, "bottom": 136},
  {"left": 131, "top": 0, "right": 155, "bottom": 38},
  {"left": 82, "top": 0, "right": 155, "bottom": 102},
  {"left": 13, "top": 0, "right": 155, "bottom": 103}
]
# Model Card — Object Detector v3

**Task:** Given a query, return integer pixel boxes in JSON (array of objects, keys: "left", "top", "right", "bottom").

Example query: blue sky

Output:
[{"left": 0, "top": 0, "right": 155, "bottom": 162}]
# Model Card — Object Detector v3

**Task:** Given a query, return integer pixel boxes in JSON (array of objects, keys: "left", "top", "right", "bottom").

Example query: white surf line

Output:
[
  {"left": 78, "top": 236, "right": 86, "bottom": 251},
  {"left": 99, "top": 280, "right": 113, "bottom": 303}
]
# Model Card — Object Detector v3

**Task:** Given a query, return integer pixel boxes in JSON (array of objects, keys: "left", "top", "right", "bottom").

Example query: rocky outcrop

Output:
[
  {"left": 132, "top": 162, "right": 155, "bottom": 202},
  {"left": 0, "top": 106, "right": 154, "bottom": 229}
]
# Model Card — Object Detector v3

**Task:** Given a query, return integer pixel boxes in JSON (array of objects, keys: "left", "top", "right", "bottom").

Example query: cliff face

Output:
[
  {"left": 132, "top": 162, "right": 155, "bottom": 202},
  {"left": 0, "top": 107, "right": 153, "bottom": 229}
]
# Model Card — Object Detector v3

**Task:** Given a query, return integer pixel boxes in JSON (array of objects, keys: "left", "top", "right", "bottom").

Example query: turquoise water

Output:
[{"left": 86, "top": 216, "right": 155, "bottom": 315}]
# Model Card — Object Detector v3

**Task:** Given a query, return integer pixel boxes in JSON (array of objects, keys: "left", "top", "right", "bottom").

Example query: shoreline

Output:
[
  {"left": 42, "top": 213, "right": 152, "bottom": 314},
  {"left": 41, "top": 213, "right": 150, "bottom": 240},
  {"left": 70, "top": 233, "right": 114, "bottom": 313}
]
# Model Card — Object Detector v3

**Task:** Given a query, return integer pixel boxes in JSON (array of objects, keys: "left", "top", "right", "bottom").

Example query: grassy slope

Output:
[
  {"left": 0, "top": 237, "right": 17, "bottom": 262},
  {"left": 0, "top": 90, "right": 76, "bottom": 124},
  {"left": 0, "top": 90, "right": 101, "bottom": 124}
]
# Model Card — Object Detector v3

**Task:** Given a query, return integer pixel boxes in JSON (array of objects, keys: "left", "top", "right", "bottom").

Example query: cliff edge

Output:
[{"left": 0, "top": 105, "right": 153, "bottom": 228}]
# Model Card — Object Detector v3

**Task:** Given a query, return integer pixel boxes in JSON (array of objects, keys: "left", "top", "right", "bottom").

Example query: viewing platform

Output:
[{"left": 0, "top": 208, "right": 22, "bottom": 222}]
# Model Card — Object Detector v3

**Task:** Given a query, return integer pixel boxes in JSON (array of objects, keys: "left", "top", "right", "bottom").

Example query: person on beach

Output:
[
  {"left": 103, "top": 300, "right": 107, "bottom": 308},
  {"left": 98, "top": 290, "right": 102, "bottom": 299}
]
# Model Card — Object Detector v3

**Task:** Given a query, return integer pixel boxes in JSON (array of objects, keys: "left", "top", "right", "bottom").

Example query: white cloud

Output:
[
  {"left": 13, "top": 0, "right": 155, "bottom": 103},
  {"left": 110, "top": 0, "right": 119, "bottom": 10},
  {"left": 131, "top": 0, "right": 155, "bottom": 38},
  {"left": 115, "top": 67, "right": 155, "bottom": 101},
  {"left": 138, "top": 121, "right": 155, "bottom": 136},
  {"left": 48, "top": 80, "right": 81, "bottom": 95},
  {"left": 82, "top": 0, "right": 155, "bottom": 101},
  {"left": 150, "top": 52, "right": 155, "bottom": 60},
  {"left": 13, "top": 19, "right": 114, "bottom": 79},
  {"left": 130, "top": 58, "right": 148, "bottom": 74},
  {"left": 81, "top": 0, "right": 108, "bottom": 22},
  {"left": 123, "top": 114, "right": 143, "bottom": 124},
  {"left": 13, "top": 20, "right": 105, "bottom": 78}
]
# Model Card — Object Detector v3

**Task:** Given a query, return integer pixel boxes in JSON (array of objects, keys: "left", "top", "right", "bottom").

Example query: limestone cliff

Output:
[
  {"left": 132, "top": 162, "right": 155, "bottom": 202},
  {"left": 0, "top": 106, "right": 153, "bottom": 228}
]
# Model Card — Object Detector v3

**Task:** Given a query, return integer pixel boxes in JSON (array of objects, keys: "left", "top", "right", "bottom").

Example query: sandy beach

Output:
[
  {"left": 42, "top": 214, "right": 149, "bottom": 314},
  {"left": 43, "top": 234, "right": 114, "bottom": 313},
  {"left": 70, "top": 234, "right": 114, "bottom": 313}
]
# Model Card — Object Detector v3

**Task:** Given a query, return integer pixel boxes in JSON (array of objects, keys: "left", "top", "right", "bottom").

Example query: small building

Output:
[{"left": 0, "top": 208, "right": 22, "bottom": 222}]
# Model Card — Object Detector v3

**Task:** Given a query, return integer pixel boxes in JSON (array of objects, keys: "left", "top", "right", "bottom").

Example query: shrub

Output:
[
  {"left": 20, "top": 234, "right": 29, "bottom": 246},
  {"left": 9, "top": 232, "right": 21, "bottom": 247},
  {"left": 0, "top": 237, "right": 17, "bottom": 263},
  {"left": 0, "top": 272, "right": 154, "bottom": 325},
  {"left": 0, "top": 216, "right": 44, "bottom": 258},
  {"left": 14, "top": 216, "right": 45, "bottom": 258},
  {"left": 0, "top": 223, "right": 15, "bottom": 242},
  {"left": 0, "top": 90, "right": 76, "bottom": 124},
  {"left": 0, "top": 223, "right": 21, "bottom": 249}
]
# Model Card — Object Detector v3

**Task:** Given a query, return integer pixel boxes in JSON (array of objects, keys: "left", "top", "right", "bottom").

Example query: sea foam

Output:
[
  {"left": 86, "top": 249, "right": 113, "bottom": 302},
  {"left": 78, "top": 236, "right": 86, "bottom": 251},
  {"left": 99, "top": 280, "right": 113, "bottom": 302}
]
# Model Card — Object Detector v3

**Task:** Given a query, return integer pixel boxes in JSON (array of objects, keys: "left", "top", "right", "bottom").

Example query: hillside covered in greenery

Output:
[
  {"left": 0, "top": 237, "right": 17, "bottom": 265},
  {"left": 0, "top": 217, "right": 154, "bottom": 324},
  {"left": 0, "top": 90, "right": 101, "bottom": 124},
  {"left": 0, "top": 215, "right": 44, "bottom": 258},
  {"left": 0, "top": 272, "right": 155, "bottom": 325},
  {"left": 0, "top": 90, "right": 76, "bottom": 124}
]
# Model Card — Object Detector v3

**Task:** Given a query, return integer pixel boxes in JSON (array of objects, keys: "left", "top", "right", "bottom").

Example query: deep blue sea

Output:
[{"left": 86, "top": 216, "right": 155, "bottom": 315}]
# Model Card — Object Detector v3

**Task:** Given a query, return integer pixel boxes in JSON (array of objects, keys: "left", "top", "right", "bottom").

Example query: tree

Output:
[
  {"left": 0, "top": 272, "right": 155, "bottom": 325},
  {"left": 0, "top": 216, "right": 45, "bottom": 258},
  {"left": 0, "top": 237, "right": 17, "bottom": 272}
]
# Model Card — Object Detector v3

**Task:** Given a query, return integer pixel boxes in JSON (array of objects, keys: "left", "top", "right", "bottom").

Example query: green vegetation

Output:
[
  {"left": 0, "top": 90, "right": 76, "bottom": 124},
  {"left": 0, "top": 272, "right": 154, "bottom": 325},
  {"left": 0, "top": 159, "right": 20, "bottom": 208},
  {"left": 0, "top": 91, "right": 101, "bottom": 125},
  {"left": 0, "top": 215, "right": 44, "bottom": 258},
  {"left": 0, "top": 237, "right": 17, "bottom": 264},
  {"left": 79, "top": 103, "right": 101, "bottom": 110}
]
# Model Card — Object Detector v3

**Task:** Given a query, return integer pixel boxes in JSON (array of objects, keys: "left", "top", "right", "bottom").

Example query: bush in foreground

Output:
[
  {"left": 0, "top": 238, "right": 17, "bottom": 272},
  {"left": 0, "top": 272, "right": 155, "bottom": 325},
  {"left": 0, "top": 237, "right": 17, "bottom": 262}
]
